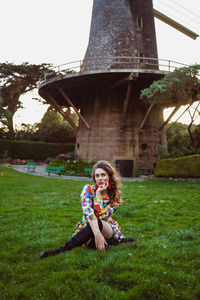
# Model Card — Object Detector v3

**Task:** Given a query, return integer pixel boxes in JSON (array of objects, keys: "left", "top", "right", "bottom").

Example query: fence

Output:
[{"left": 41, "top": 56, "right": 188, "bottom": 81}]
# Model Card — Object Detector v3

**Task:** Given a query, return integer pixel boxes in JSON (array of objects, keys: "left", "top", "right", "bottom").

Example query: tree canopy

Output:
[
  {"left": 0, "top": 62, "right": 56, "bottom": 138},
  {"left": 140, "top": 64, "right": 200, "bottom": 107},
  {"left": 36, "top": 108, "right": 77, "bottom": 143},
  {"left": 166, "top": 122, "right": 200, "bottom": 157},
  {"left": 14, "top": 107, "right": 77, "bottom": 143}
]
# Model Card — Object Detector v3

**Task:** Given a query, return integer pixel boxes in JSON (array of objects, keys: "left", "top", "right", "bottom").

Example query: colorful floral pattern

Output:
[{"left": 74, "top": 184, "right": 125, "bottom": 240}]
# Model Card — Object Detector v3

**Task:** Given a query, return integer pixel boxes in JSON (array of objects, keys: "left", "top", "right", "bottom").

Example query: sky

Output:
[{"left": 0, "top": 0, "right": 200, "bottom": 127}]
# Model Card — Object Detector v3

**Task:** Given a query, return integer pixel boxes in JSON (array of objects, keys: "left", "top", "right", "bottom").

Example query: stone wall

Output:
[{"left": 76, "top": 84, "right": 166, "bottom": 176}]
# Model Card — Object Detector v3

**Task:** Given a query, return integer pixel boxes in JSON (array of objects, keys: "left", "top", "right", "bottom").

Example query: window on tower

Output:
[{"left": 136, "top": 17, "right": 143, "bottom": 29}]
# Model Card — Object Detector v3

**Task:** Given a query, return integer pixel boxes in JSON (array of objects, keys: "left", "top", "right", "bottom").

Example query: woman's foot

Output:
[
  {"left": 121, "top": 237, "right": 136, "bottom": 243},
  {"left": 40, "top": 250, "right": 54, "bottom": 259},
  {"left": 40, "top": 247, "right": 65, "bottom": 259}
]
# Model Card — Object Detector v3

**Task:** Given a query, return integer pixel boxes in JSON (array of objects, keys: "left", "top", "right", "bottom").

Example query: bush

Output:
[
  {"left": 49, "top": 159, "right": 96, "bottom": 176},
  {"left": 154, "top": 154, "right": 200, "bottom": 178},
  {"left": 135, "top": 166, "right": 154, "bottom": 176},
  {"left": 0, "top": 139, "right": 75, "bottom": 161},
  {"left": 44, "top": 157, "right": 52, "bottom": 164},
  {"left": 56, "top": 153, "right": 70, "bottom": 161}
]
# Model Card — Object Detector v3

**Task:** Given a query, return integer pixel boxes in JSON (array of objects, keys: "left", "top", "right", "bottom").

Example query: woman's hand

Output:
[
  {"left": 94, "top": 232, "right": 108, "bottom": 252},
  {"left": 96, "top": 181, "right": 108, "bottom": 198},
  {"left": 98, "top": 181, "right": 108, "bottom": 191},
  {"left": 89, "top": 219, "right": 108, "bottom": 252}
]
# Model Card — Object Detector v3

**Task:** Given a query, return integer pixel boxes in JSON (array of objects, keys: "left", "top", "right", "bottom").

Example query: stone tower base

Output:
[{"left": 76, "top": 84, "right": 167, "bottom": 177}]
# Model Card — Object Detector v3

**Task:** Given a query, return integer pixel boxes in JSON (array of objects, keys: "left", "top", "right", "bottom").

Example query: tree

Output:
[
  {"left": 166, "top": 122, "right": 190, "bottom": 157},
  {"left": 0, "top": 62, "right": 56, "bottom": 139},
  {"left": 140, "top": 64, "right": 200, "bottom": 147},
  {"left": 166, "top": 122, "right": 200, "bottom": 157},
  {"left": 187, "top": 102, "right": 200, "bottom": 149},
  {"left": 15, "top": 123, "right": 39, "bottom": 141},
  {"left": 140, "top": 64, "right": 200, "bottom": 107},
  {"left": 14, "top": 108, "right": 77, "bottom": 143},
  {"left": 192, "top": 124, "right": 200, "bottom": 149},
  {"left": 36, "top": 108, "right": 76, "bottom": 143}
]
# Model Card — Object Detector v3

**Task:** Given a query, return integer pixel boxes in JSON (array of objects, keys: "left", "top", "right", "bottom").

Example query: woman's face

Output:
[{"left": 95, "top": 168, "right": 109, "bottom": 187}]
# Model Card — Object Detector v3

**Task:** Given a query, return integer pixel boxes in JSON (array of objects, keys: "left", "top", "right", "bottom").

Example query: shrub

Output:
[
  {"left": 0, "top": 139, "right": 75, "bottom": 161},
  {"left": 44, "top": 157, "right": 52, "bottom": 164},
  {"left": 56, "top": 153, "right": 70, "bottom": 161},
  {"left": 135, "top": 166, "right": 154, "bottom": 176},
  {"left": 154, "top": 154, "right": 200, "bottom": 178},
  {"left": 49, "top": 159, "right": 96, "bottom": 176}
]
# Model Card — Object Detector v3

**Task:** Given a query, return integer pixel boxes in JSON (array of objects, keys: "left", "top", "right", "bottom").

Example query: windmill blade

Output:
[{"left": 153, "top": 9, "right": 199, "bottom": 40}]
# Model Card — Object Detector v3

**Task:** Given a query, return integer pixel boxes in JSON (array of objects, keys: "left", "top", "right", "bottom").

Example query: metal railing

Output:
[{"left": 41, "top": 56, "right": 188, "bottom": 82}]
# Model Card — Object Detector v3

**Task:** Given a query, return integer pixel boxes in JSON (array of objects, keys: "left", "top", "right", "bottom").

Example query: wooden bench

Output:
[
  {"left": 84, "top": 168, "right": 92, "bottom": 177},
  {"left": 45, "top": 166, "right": 65, "bottom": 176},
  {"left": 25, "top": 162, "right": 37, "bottom": 172}
]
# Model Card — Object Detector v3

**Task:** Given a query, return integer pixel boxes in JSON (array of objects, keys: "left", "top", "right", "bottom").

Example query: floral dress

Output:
[{"left": 74, "top": 184, "right": 125, "bottom": 240}]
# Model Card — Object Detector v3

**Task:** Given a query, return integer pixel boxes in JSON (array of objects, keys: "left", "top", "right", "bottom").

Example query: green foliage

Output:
[
  {"left": 0, "top": 139, "right": 74, "bottom": 161},
  {"left": 14, "top": 109, "right": 77, "bottom": 143},
  {"left": 0, "top": 167, "right": 200, "bottom": 299},
  {"left": 49, "top": 159, "right": 96, "bottom": 176},
  {"left": 15, "top": 123, "right": 39, "bottom": 141},
  {"left": 36, "top": 108, "right": 76, "bottom": 143},
  {"left": 135, "top": 166, "right": 154, "bottom": 176},
  {"left": 0, "top": 62, "right": 56, "bottom": 138},
  {"left": 192, "top": 124, "right": 200, "bottom": 149},
  {"left": 154, "top": 154, "right": 200, "bottom": 178},
  {"left": 166, "top": 122, "right": 200, "bottom": 157},
  {"left": 140, "top": 64, "right": 200, "bottom": 107}
]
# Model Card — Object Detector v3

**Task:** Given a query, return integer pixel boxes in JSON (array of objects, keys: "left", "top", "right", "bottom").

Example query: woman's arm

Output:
[
  {"left": 80, "top": 185, "right": 97, "bottom": 222},
  {"left": 89, "top": 219, "right": 107, "bottom": 252}
]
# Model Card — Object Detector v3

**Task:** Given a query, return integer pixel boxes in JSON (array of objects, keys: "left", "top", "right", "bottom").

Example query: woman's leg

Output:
[
  {"left": 101, "top": 220, "right": 113, "bottom": 238},
  {"left": 98, "top": 221, "right": 136, "bottom": 245},
  {"left": 40, "top": 219, "right": 103, "bottom": 259},
  {"left": 87, "top": 220, "right": 114, "bottom": 249}
]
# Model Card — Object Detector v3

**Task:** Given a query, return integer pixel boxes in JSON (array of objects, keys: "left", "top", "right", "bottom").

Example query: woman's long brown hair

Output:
[{"left": 92, "top": 160, "right": 122, "bottom": 204}]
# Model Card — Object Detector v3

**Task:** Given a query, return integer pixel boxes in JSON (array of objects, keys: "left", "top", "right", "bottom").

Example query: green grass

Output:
[{"left": 0, "top": 167, "right": 200, "bottom": 300}]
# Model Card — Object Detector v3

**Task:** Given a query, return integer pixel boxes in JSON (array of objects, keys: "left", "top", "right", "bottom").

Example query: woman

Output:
[{"left": 40, "top": 160, "right": 135, "bottom": 259}]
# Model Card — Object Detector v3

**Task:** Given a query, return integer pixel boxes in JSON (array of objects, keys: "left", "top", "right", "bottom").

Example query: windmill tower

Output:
[{"left": 39, "top": 0, "right": 198, "bottom": 177}]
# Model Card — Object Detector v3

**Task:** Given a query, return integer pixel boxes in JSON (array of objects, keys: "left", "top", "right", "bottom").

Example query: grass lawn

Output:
[{"left": 0, "top": 166, "right": 200, "bottom": 300}]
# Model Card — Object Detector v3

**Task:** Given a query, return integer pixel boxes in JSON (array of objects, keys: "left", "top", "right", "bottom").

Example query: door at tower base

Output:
[
  {"left": 116, "top": 160, "right": 134, "bottom": 177},
  {"left": 75, "top": 88, "right": 167, "bottom": 177}
]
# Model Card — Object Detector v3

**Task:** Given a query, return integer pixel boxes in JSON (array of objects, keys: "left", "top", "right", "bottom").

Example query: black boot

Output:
[
  {"left": 86, "top": 236, "right": 136, "bottom": 250},
  {"left": 40, "top": 219, "right": 103, "bottom": 259},
  {"left": 120, "top": 237, "right": 136, "bottom": 243},
  {"left": 106, "top": 237, "right": 120, "bottom": 246},
  {"left": 87, "top": 236, "right": 119, "bottom": 249},
  {"left": 40, "top": 246, "right": 66, "bottom": 259}
]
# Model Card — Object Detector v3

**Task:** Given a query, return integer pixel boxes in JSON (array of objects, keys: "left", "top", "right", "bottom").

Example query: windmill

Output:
[{"left": 39, "top": 0, "right": 199, "bottom": 177}]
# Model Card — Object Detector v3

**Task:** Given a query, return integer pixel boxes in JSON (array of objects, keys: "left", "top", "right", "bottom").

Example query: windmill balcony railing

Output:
[{"left": 41, "top": 56, "right": 188, "bottom": 82}]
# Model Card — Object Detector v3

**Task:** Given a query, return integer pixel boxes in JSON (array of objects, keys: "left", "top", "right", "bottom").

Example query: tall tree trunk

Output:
[
  {"left": 188, "top": 122, "right": 195, "bottom": 149},
  {"left": 6, "top": 114, "right": 15, "bottom": 139}
]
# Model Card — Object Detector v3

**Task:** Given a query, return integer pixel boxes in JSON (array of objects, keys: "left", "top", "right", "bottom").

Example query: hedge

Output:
[
  {"left": 154, "top": 154, "right": 200, "bottom": 178},
  {"left": 0, "top": 139, "right": 75, "bottom": 161}
]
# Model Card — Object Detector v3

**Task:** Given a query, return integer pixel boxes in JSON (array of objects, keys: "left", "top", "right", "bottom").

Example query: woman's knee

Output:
[{"left": 101, "top": 220, "right": 113, "bottom": 238}]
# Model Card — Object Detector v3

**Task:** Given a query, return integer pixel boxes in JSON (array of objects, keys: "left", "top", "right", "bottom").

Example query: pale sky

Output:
[{"left": 0, "top": 0, "right": 200, "bottom": 127}]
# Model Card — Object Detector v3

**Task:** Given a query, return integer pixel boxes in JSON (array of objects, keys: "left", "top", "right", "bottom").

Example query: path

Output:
[{"left": 12, "top": 165, "right": 145, "bottom": 182}]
